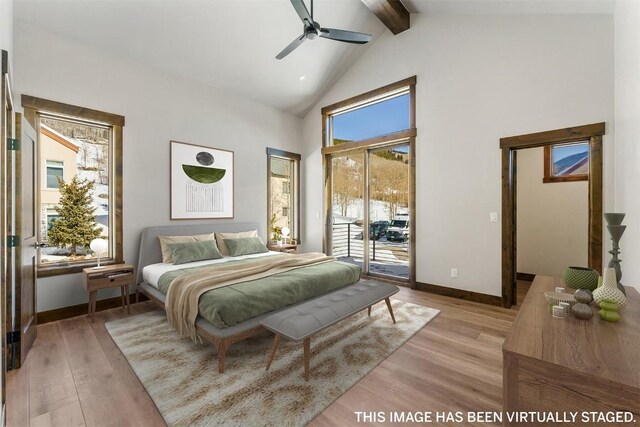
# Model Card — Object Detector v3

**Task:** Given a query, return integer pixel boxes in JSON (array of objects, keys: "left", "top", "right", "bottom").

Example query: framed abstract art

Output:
[{"left": 170, "top": 140, "right": 234, "bottom": 219}]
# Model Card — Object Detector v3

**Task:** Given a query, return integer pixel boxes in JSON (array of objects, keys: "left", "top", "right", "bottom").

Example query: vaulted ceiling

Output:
[
  {"left": 14, "top": 0, "right": 615, "bottom": 117},
  {"left": 14, "top": 0, "right": 386, "bottom": 117}
]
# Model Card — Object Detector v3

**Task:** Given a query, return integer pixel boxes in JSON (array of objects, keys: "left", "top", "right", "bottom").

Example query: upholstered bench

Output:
[{"left": 261, "top": 281, "right": 399, "bottom": 381}]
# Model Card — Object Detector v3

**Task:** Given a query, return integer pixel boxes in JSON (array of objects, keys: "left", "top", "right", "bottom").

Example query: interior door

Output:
[
  {"left": 1, "top": 48, "right": 12, "bottom": 423},
  {"left": 16, "top": 113, "right": 38, "bottom": 365}
]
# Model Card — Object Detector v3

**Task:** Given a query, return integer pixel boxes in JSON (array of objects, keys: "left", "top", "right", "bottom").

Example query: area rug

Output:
[{"left": 105, "top": 299, "right": 439, "bottom": 427}]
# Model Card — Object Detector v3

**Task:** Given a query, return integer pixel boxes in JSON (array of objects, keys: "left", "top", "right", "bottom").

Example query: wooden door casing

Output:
[{"left": 16, "top": 113, "right": 37, "bottom": 365}]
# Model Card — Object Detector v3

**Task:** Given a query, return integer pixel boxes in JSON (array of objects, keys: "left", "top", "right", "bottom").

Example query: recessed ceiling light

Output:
[{"left": 299, "top": 75, "right": 306, "bottom": 81}]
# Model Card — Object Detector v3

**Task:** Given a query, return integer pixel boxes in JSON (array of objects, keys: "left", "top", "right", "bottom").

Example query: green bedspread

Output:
[{"left": 157, "top": 256, "right": 361, "bottom": 329}]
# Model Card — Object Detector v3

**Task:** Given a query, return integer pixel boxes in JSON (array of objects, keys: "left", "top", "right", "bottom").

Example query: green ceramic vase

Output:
[{"left": 563, "top": 266, "right": 599, "bottom": 291}]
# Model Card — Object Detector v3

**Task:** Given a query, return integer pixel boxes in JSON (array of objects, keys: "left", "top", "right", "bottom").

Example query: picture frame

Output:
[{"left": 170, "top": 140, "right": 234, "bottom": 219}]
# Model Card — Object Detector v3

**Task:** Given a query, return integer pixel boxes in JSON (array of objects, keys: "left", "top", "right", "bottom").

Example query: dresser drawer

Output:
[{"left": 86, "top": 270, "right": 134, "bottom": 291}]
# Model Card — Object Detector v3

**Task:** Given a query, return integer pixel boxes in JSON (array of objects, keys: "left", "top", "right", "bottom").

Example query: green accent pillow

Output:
[
  {"left": 223, "top": 237, "right": 268, "bottom": 257},
  {"left": 168, "top": 240, "right": 223, "bottom": 265}
]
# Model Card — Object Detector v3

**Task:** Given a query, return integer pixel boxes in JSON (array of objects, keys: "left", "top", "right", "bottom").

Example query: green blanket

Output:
[{"left": 157, "top": 257, "right": 361, "bottom": 329}]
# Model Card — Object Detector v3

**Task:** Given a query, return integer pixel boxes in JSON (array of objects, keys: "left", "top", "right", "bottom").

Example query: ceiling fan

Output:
[{"left": 276, "top": 0, "right": 373, "bottom": 60}]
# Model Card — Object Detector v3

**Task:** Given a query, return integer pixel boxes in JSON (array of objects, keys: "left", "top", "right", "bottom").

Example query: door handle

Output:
[{"left": 34, "top": 242, "right": 46, "bottom": 248}]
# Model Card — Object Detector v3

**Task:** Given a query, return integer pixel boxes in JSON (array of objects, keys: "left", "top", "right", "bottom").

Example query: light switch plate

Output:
[{"left": 490, "top": 212, "right": 498, "bottom": 222}]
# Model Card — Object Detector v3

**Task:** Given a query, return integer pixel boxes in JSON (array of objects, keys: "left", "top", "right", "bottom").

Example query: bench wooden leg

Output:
[
  {"left": 265, "top": 334, "right": 281, "bottom": 370},
  {"left": 217, "top": 339, "right": 230, "bottom": 373},
  {"left": 368, "top": 306, "right": 371, "bottom": 316},
  {"left": 303, "top": 337, "right": 311, "bottom": 381},
  {"left": 385, "top": 298, "right": 396, "bottom": 324}
]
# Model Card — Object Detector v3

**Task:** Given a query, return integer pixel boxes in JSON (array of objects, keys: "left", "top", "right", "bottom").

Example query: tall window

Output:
[
  {"left": 321, "top": 77, "right": 416, "bottom": 283},
  {"left": 267, "top": 148, "right": 300, "bottom": 243},
  {"left": 22, "top": 95, "right": 124, "bottom": 277}
]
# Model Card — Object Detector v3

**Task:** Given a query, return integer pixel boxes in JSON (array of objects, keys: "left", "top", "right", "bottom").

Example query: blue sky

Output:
[
  {"left": 332, "top": 94, "right": 410, "bottom": 141},
  {"left": 553, "top": 142, "right": 588, "bottom": 162}
]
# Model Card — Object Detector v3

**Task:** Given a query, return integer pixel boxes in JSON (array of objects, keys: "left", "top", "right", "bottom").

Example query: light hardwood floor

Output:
[{"left": 7, "top": 282, "right": 530, "bottom": 427}]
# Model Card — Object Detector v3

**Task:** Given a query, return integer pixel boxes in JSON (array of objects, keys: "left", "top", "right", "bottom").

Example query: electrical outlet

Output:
[
  {"left": 490, "top": 212, "right": 498, "bottom": 222},
  {"left": 451, "top": 268, "right": 458, "bottom": 278}
]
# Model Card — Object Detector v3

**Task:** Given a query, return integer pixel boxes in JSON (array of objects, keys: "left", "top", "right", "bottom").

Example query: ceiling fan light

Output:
[{"left": 306, "top": 30, "right": 318, "bottom": 40}]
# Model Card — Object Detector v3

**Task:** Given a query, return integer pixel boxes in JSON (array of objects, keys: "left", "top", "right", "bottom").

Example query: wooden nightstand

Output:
[
  {"left": 82, "top": 264, "right": 135, "bottom": 321},
  {"left": 267, "top": 243, "right": 297, "bottom": 254}
]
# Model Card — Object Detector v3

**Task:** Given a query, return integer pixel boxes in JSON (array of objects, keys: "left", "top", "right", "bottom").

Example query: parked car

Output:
[
  {"left": 356, "top": 221, "right": 390, "bottom": 240},
  {"left": 386, "top": 217, "right": 409, "bottom": 242}
]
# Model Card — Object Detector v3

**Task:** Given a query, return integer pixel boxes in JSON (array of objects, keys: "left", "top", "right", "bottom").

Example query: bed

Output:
[{"left": 135, "top": 223, "right": 361, "bottom": 373}]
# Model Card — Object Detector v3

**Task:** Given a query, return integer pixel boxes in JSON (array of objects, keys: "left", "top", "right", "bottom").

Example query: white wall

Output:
[
  {"left": 0, "top": 0, "right": 12, "bottom": 70},
  {"left": 14, "top": 22, "right": 302, "bottom": 311},
  {"left": 516, "top": 147, "right": 588, "bottom": 278},
  {"left": 614, "top": 1, "right": 640, "bottom": 291},
  {"left": 301, "top": 14, "right": 614, "bottom": 297}
]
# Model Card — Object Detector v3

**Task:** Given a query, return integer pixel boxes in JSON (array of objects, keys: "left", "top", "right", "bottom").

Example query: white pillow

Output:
[{"left": 215, "top": 230, "right": 258, "bottom": 256}]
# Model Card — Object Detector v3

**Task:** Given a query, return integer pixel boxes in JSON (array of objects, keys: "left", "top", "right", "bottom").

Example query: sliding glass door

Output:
[
  {"left": 367, "top": 144, "right": 410, "bottom": 279},
  {"left": 328, "top": 142, "right": 411, "bottom": 281}
]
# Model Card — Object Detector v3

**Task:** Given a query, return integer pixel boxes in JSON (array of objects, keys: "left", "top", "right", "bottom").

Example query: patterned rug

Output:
[{"left": 105, "top": 300, "right": 439, "bottom": 427}]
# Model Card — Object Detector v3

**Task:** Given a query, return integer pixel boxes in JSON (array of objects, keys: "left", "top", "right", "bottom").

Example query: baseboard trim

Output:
[
  {"left": 415, "top": 281, "right": 502, "bottom": 306},
  {"left": 37, "top": 293, "right": 149, "bottom": 324},
  {"left": 516, "top": 272, "right": 536, "bottom": 282}
]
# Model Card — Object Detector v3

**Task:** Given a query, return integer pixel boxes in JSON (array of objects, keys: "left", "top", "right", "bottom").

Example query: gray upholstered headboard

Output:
[{"left": 136, "top": 222, "right": 262, "bottom": 284}]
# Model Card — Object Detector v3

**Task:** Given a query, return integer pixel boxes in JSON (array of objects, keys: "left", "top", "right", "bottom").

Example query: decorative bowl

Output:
[
  {"left": 563, "top": 266, "right": 599, "bottom": 291},
  {"left": 544, "top": 291, "right": 577, "bottom": 307}
]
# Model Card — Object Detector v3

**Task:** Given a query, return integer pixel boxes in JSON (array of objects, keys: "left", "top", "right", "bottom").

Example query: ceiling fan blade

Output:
[
  {"left": 290, "top": 0, "right": 313, "bottom": 25},
  {"left": 319, "top": 27, "right": 372, "bottom": 44},
  {"left": 276, "top": 34, "right": 306, "bottom": 60}
]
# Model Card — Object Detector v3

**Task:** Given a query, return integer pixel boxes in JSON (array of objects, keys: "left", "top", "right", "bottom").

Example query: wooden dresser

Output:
[{"left": 503, "top": 276, "right": 639, "bottom": 426}]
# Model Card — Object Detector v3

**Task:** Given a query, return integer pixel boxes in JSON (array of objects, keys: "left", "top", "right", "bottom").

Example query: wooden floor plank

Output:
[
  {"left": 89, "top": 305, "right": 166, "bottom": 427},
  {"left": 58, "top": 316, "right": 142, "bottom": 427},
  {"left": 7, "top": 285, "right": 523, "bottom": 427},
  {"left": 24, "top": 322, "right": 79, "bottom": 421},
  {"left": 30, "top": 401, "right": 86, "bottom": 427}
]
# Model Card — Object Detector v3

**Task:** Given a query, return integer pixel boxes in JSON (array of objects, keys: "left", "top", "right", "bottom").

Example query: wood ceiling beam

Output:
[{"left": 361, "top": 0, "right": 410, "bottom": 35}]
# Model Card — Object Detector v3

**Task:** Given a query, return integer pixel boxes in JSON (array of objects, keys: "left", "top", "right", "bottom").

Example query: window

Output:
[
  {"left": 46, "top": 160, "right": 64, "bottom": 188},
  {"left": 321, "top": 76, "right": 416, "bottom": 282},
  {"left": 544, "top": 141, "right": 589, "bottom": 183},
  {"left": 330, "top": 92, "right": 411, "bottom": 145},
  {"left": 23, "top": 95, "right": 124, "bottom": 277},
  {"left": 267, "top": 148, "right": 300, "bottom": 243}
]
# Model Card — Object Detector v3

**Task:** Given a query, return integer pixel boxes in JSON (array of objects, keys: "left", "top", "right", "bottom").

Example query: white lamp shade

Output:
[
  {"left": 281, "top": 227, "right": 290, "bottom": 237},
  {"left": 90, "top": 238, "right": 108, "bottom": 255}
]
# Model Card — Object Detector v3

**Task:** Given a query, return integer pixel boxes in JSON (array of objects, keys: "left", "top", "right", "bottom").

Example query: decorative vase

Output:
[
  {"left": 593, "top": 268, "right": 627, "bottom": 307},
  {"left": 563, "top": 266, "right": 599, "bottom": 291},
  {"left": 598, "top": 300, "right": 621, "bottom": 322},
  {"left": 605, "top": 212, "right": 627, "bottom": 296}
]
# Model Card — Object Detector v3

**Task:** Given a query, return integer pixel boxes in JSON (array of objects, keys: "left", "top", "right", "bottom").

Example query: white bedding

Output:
[{"left": 142, "top": 251, "right": 282, "bottom": 288}]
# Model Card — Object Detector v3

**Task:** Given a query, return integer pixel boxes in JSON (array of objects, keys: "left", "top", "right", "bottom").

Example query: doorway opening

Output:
[{"left": 500, "top": 123, "right": 605, "bottom": 308}]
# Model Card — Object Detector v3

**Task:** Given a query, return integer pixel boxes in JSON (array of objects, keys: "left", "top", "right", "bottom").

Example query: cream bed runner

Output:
[{"left": 165, "top": 252, "right": 335, "bottom": 342}]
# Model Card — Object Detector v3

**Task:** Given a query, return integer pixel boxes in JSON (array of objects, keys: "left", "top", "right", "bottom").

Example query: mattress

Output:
[{"left": 142, "top": 251, "right": 281, "bottom": 288}]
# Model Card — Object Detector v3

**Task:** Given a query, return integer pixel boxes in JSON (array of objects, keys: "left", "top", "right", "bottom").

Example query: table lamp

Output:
[
  {"left": 90, "top": 238, "right": 108, "bottom": 268},
  {"left": 281, "top": 227, "right": 290, "bottom": 245}
]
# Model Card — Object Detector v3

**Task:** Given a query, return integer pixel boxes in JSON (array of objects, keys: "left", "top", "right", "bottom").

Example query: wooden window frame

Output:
[
  {"left": 321, "top": 76, "right": 417, "bottom": 288},
  {"left": 22, "top": 95, "right": 125, "bottom": 278},
  {"left": 500, "top": 122, "right": 605, "bottom": 308},
  {"left": 266, "top": 147, "right": 301, "bottom": 243},
  {"left": 543, "top": 143, "right": 589, "bottom": 183}
]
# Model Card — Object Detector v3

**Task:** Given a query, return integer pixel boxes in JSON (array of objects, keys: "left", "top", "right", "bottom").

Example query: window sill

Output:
[
  {"left": 37, "top": 258, "right": 121, "bottom": 278},
  {"left": 542, "top": 175, "right": 588, "bottom": 184}
]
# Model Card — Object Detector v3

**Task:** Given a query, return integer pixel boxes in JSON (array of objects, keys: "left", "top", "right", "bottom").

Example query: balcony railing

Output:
[{"left": 332, "top": 222, "right": 409, "bottom": 265}]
